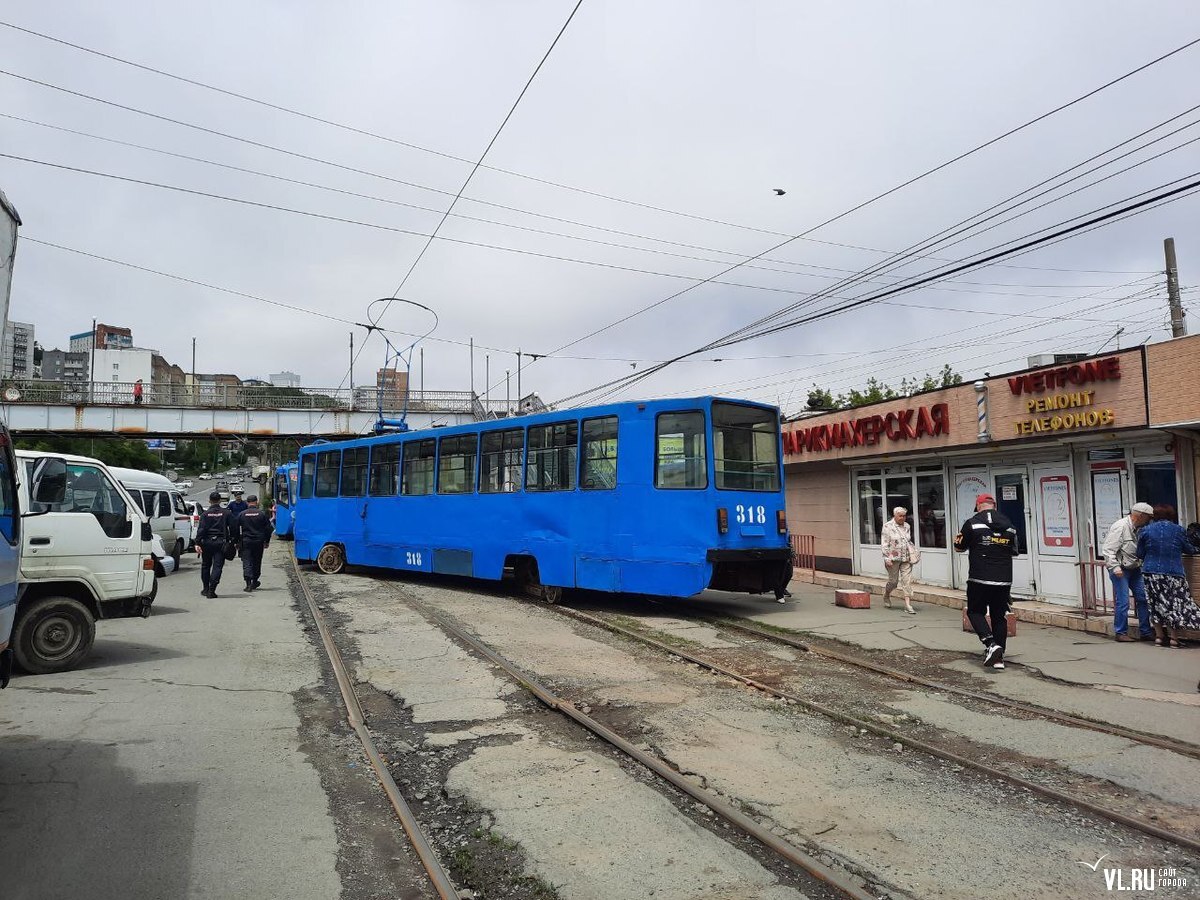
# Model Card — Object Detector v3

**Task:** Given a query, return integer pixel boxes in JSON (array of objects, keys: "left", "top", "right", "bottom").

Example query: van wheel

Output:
[
  {"left": 171, "top": 540, "right": 183, "bottom": 571},
  {"left": 316, "top": 543, "right": 346, "bottom": 575},
  {"left": 13, "top": 597, "right": 96, "bottom": 675}
]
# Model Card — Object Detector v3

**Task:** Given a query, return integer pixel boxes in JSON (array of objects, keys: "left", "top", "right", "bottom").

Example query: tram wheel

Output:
[
  {"left": 316, "top": 543, "right": 346, "bottom": 575},
  {"left": 516, "top": 558, "right": 560, "bottom": 604}
]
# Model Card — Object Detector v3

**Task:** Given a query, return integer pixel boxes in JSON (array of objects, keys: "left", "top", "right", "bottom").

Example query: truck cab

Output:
[{"left": 13, "top": 450, "right": 158, "bottom": 674}]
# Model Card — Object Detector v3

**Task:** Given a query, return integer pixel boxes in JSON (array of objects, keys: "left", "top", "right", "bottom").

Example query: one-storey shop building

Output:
[{"left": 782, "top": 333, "right": 1200, "bottom": 606}]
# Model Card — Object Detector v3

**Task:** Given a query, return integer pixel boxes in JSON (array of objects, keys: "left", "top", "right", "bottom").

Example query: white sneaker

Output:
[
  {"left": 983, "top": 644, "right": 1003, "bottom": 666},
  {"left": 992, "top": 661, "right": 1005, "bottom": 670}
]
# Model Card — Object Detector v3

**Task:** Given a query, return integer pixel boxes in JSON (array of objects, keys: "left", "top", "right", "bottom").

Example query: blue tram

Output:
[
  {"left": 273, "top": 462, "right": 298, "bottom": 539},
  {"left": 293, "top": 397, "right": 792, "bottom": 601}
]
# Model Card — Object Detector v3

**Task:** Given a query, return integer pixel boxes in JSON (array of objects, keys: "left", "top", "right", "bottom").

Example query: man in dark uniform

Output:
[
  {"left": 227, "top": 487, "right": 249, "bottom": 518},
  {"left": 196, "top": 490, "right": 234, "bottom": 598},
  {"left": 954, "top": 492, "right": 1020, "bottom": 670},
  {"left": 236, "top": 494, "right": 272, "bottom": 592}
]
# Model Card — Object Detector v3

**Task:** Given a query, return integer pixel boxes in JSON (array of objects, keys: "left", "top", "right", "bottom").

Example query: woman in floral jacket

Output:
[{"left": 881, "top": 506, "right": 918, "bottom": 614}]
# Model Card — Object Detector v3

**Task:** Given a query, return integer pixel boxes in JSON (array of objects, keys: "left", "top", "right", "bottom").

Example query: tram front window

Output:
[{"left": 713, "top": 402, "right": 780, "bottom": 492}]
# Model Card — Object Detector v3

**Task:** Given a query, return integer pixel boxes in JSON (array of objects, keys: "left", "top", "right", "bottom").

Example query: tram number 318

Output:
[
  {"left": 405, "top": 551, "right": 423, "bottom": 567},
  {"left": 735, "top": 505, "right": 767, "bottom": 524}
]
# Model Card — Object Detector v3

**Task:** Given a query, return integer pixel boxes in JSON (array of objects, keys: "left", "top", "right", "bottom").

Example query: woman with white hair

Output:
[{"left": 881, "top": 506, "right": 918, "bottom": 614}]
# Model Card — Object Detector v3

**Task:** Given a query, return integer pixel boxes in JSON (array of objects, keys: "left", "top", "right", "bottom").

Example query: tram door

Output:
[{"left": 992, "top": 469, "right": 1037, "bottom": 597}]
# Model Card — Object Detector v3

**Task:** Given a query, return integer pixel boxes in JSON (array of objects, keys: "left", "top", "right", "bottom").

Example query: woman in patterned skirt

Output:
[{"left": 1137, "top": 504, "right": 1200, "bottom": 647}]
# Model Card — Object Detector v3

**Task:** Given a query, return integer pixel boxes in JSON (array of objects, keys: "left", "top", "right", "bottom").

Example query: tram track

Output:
[
  {"left": 531, "top": 597, "right": 1200, "bottom": 858},
  {"left": 669, "top": 604, "right": 1200, "bottom": 763},
  {"left": 290, "top": 551, "right": 460, "bottom": 900}
]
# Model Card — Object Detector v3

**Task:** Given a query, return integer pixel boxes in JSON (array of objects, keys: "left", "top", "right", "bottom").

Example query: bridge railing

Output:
[{"left": 0, "top": 379, "right": 518, "bottom": 416}]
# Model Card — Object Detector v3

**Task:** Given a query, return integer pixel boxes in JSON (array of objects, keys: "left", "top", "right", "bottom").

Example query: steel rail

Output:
[
  {"left": 691, "top": 611, "right": 1200, "bottom": 762},
  {"left": 289, "top": 552, "right": 460, "bottom": 900},
  {"left": 545, "top": 602, "right": 1200, "bottom": 857},
  {"left": 401, "top": 595, "right": 878, "bottom": 900}
]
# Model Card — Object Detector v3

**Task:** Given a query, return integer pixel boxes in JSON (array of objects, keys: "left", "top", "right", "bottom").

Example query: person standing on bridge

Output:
[
  {"left": 954, "top": 493, "right": 1019, "bottom": 670},
  {"left": 235, "top": 494, "right": 272, "bottom": 592},
  {"left": 133, "top": 379, "right": 144, "bottom": 405},
  {"left": 196, "top": 491, "right": 234, "bottom": 598}
]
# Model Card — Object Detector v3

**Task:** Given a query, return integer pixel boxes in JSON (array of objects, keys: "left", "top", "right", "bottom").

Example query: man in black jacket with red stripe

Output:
[{"left": 954, "top": 492, "right": 1020, "bottom": 670}]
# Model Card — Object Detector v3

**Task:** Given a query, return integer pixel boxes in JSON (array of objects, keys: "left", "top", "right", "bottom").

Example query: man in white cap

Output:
[
  {"left": 1103, "top": 501, "right": 1155, "bottom": 642},
  {"left": 881, "top": 506, "right": 918, "bottom": 614}
]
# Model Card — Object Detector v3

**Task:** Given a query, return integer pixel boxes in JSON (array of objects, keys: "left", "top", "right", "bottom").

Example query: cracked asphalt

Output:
[{"left": 0, "top": 548, "right": 346, "bottom": 900}]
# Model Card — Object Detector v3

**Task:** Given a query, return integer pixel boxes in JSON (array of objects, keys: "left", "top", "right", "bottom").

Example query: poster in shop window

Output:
[
  {"left": 954, "top": 472, "right": 989, "bottom": 526},
  {"left": 1092, "top": 468, "right": 1125, "bottom": 559},
  {"left": 1038, "top": 474, "right": 1074, "bottom": 554}
]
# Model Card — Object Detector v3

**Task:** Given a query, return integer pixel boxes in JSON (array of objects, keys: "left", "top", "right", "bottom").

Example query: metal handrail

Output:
[
  {"left": 0, "top": 379, "right": 519, "bottom": 415},
  {"left": 790, "top": 533, "right": 817, "bottom": 583}
]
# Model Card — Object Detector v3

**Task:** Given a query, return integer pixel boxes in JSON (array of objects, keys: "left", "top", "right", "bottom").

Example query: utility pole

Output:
[
  {"left": 348, "top": 332, "right": 355, "bottom": 410},
  {"left": 1165, "top": 237, "right": 1187, "bottom": 337},
  {"left": 469, "top": 338, "right": 475, "bottom": 398},
  {"left": 419, "top": 347, "right": 424, "bottom": 399},
  {"left": 89, "top": 317, "right": 96, "bottom": 403},
  {"left": 516, "top": 348, "right": 522, "bottom": 414},
  {"left": 505, "top": 370, "right": 510, "bottom": 413},
  {"left": 485, "top": 354, "right": 490, "bottom": 412},
  {"left": 191, "top": 336, "right": 197, "bottom": 405}
]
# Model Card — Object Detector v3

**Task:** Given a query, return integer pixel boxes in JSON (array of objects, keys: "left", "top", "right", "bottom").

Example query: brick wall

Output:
[
  {"left": 1146, "top": 333, "right": 1200, "bottom": 425},
  {"left": 785, "top": 461, "right": 851, "bottom": 572}
]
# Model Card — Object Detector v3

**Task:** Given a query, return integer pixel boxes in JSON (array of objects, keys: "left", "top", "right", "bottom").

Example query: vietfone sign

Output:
[
  {"left": 784, "top": 403, "right": 950, "bottom": 455},
  {"left": 1009, "top": 356, "right": 1121, "bottom": 436}
]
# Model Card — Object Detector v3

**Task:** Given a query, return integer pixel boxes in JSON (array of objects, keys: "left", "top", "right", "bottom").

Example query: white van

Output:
[
  {"left": 15, "top": 450, "right": 158, "bottom": 674},
  {"left": 109, "top": 467, "right": 192, "bottom": 569}
]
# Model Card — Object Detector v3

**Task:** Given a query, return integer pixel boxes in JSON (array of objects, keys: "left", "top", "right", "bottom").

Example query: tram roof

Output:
[{"left": 298, "top": 396, "right": 779, "bottom": 453}]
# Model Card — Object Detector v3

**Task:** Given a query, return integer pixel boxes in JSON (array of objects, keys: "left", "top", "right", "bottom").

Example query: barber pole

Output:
[{"left": 974, "top": 381, "right": 990, "bottom": 443}]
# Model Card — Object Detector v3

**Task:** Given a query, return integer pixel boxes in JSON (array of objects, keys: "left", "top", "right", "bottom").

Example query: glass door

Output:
[{"left": 993, "top": 468, "right": 1037, "bottom": 596}]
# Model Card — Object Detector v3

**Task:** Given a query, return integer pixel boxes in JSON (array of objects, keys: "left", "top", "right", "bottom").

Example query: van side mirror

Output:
[{"left": 27, "top": 457, "right": 68, "bottom": 513}]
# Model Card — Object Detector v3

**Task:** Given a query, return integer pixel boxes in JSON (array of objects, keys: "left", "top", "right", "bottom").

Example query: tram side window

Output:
[
  {"left": 368, "top": 443, "right": 401, "bottom": 496},
  {"left": 656, "top": 411, "right": 707, "bottom": 489},
  {"left": 315, "top": 450, "right": 342, "bottom": 498},
  {"left": 712, "top": 401, "right": 780, "bottom": 492},
  {"left": 438, "top": 435, "right": 478, "bottom": 494},
  {"left": 401, "top": 439, "right": 436, "bottom": 496},
  {"left": 300, "top": 455, "right": 315, "bottom": 499},
  {"left": 480, "top": 429, "right": 523, "bottom": 494},
  {"left": 275, "top": 473, "right": 290, "bottom": 506},
  {"left": 340, "top": 447, "right": 369, "bottom": 497},
  {"left": 581, "top": 416, "right": 618, "bottom": 490},
  {"left": 527, "top": 421, "right": 578, "bottom": 492}
]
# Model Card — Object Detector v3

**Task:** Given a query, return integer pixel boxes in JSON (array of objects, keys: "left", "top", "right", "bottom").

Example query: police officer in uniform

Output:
[
  {"left": 236, "top": 494, "right": 272, "bottom": 591},
  {"left": 196, "top": 490, "right": 234, "bottom": 598},
  {"left": 227, "top": 487, "right": 249, "bottom": 518},
  {"left": 954, "top": 492, "right": 1021, "bottom": 670}
]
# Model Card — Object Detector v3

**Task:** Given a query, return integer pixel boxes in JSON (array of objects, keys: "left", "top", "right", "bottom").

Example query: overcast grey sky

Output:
[{"left": 2, "top": 0, "right": 1197, "bottom": 414}]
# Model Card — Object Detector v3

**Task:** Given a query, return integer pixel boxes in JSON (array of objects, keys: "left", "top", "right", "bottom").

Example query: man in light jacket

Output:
[{"left": 1103, "top": 502, "right": 1154, "bottom": 642}]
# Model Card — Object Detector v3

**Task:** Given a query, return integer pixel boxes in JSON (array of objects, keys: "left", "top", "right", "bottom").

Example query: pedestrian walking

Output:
[
  {"left": 196, "top": 490, "right": 234, "bottom": 598},
  {"left": 1103, "top": 501, "right": 1154, "bottom": 641},
  {"left": 1137, "top": 504, "right": 1200, "bottom": 648},
  {"left": 227, "top": 487, "right": 249, "bottom": 518},
  {"left": 881, "top": 506, "right": 918, "bottom": 614},
  {"left": 235, "top": 494, "right": 272, "bottom": 591},
  {"left": 954, "top": 493, "right": 1020, "bottom": 670},
  {"left": 133, "top": 379, "right": 143, "bottom": 405}
]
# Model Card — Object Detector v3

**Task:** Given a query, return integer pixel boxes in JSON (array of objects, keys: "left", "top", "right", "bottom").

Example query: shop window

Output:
[
  {"left": 857, "top": 478, "right": 883, "bottom": 544},
  {"left": 885, "top": 476, "right": 914, "bottom": 532},
  {"left": 916, "top": 474, "right": 947, "bottom": 548},
  {"left": 1088, "top": 449, "right": 1125, "bottom": 461},
  {"left": 1133, "top": 461, "right": 1176, "bottom": 510}
]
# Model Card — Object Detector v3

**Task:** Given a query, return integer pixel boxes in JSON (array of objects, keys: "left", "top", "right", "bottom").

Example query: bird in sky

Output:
[{"left": 773, "top": 188, "right": 786, "bottom": 196}]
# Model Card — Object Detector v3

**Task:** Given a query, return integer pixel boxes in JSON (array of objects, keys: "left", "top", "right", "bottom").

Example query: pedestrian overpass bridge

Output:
[{"left": 0, "top": 380, "right": 512, "bottom": 439}]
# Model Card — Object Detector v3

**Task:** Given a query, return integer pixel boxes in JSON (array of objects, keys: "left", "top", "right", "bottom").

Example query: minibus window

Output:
[
  {"left": 713, "top": 402, "right": 780, "bottom": 492},
  {"left": 581, "top": 417, "right": 618, "bottom": 490},
  {"left": 526, "top": 422, "right": 578, "bottom": 492},
  {"left": 0, "top": 444, "right": 15, "bottom": 544},
  {"left": 655, "top": 412, "right": 707, "bottom": 489}
]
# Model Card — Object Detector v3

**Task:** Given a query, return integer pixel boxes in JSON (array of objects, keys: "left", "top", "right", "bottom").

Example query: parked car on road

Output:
[
  {"left": 215, "top": 480, "right": 231, "bottom": 504},
  {"left": 14, "top": 450, "right": 158, "bottom": 674}
]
